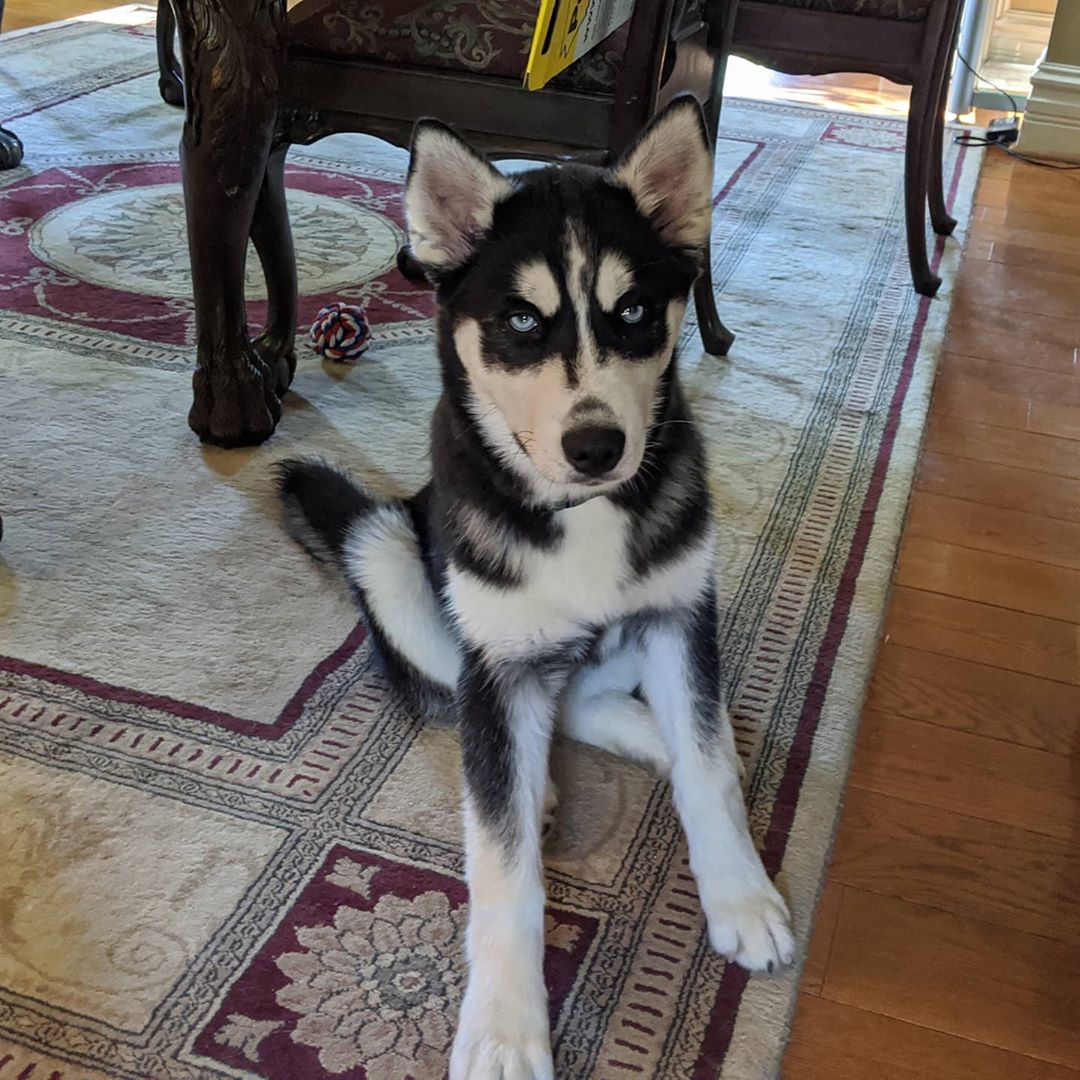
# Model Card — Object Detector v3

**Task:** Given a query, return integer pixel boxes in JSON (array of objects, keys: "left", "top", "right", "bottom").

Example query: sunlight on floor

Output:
[
  {"left": 74, "top": 3, "right": 156, "bottom": 26},
  {"left": 724, "top": 56, "right": 913, "bottom": 118}
]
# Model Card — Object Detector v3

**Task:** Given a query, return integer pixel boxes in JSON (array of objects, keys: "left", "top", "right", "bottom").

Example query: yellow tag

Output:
[{"left": 524, "top": 0, "right": 634, "bottom": 91}]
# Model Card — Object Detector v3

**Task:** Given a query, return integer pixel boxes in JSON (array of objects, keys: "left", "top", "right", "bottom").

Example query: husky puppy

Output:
[{"left": 275, "top": 97, "right": 794, "bottom": 1080}]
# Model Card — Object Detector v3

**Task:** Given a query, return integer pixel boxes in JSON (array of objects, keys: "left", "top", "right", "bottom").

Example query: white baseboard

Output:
[{"left": 1017, "top": 60, "right": 1080, "bottom": 161}]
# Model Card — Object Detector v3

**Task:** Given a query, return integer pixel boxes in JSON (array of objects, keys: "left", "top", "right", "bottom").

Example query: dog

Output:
[{"left": 275, "top": 96, "right": 795, "bottom": 1080}]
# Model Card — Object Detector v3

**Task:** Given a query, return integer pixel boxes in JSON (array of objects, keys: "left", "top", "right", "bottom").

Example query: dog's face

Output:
[{"left": 405, "top": 99, "right": 714, "bottom": 504}]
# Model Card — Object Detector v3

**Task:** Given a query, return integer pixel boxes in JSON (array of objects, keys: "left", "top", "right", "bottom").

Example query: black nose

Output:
[{"left": 562, "top": 426, "right": 626, "bottom": 477}]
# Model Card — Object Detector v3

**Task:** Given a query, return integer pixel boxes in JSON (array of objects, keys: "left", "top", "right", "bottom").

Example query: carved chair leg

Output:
[
  {"left": 156, "top": 0, "right": 184, "bottom": 108},
  {"left": 693, "top": 48, "right": 736, "bottom": 356},
  {"left": 174, "top": 0, "right": 286, "bottom": 447},
  {"left": 904, "top": 72, "right": 941, "bottom": 297},
  {"left": 0, "top": 125, "right": 22, "bottom": 170},
  {"left": 250, "top": 142, "right": 298, "bottom": 396},
  {"left": 0, "top": 0, "right": 23, "bottom": 167}
]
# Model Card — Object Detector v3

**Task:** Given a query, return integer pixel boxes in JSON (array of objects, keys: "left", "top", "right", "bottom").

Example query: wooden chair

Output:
[
  {"left": 156, "top": 0, "right": 741, "bottom": 447},
  {"left": 725, "top": 0, "right": 965, "bottom": 297}
]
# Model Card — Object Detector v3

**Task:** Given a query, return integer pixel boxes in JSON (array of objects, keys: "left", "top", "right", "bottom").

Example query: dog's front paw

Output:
[
  {"left": 450, "top": 997, "right": 553, "bottom": 1080},
  {"left": 704, "top": 878, "right": 795, "bottom": 974}
]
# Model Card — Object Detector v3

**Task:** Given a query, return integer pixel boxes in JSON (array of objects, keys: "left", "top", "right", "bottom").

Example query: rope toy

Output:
[{"left": 309, "top": 302, "right": 372, "bottom": 362}]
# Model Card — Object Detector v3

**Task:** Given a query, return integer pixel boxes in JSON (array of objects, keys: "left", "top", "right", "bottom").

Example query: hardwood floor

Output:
[
  {"left": 783, "top": 155, "right": 1080, "bottom": 1077},
  {"left": 4, "top": 6, "right": 1079, "bottom": 1072},
  {"left": 3, "top": 0, "right": 106, "bottom": 31}
]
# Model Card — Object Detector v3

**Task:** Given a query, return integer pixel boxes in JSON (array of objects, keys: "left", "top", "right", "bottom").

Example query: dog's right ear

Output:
[
  {"left": 609, "top": 97, "right": 714, "bottom": 254},
  {"left": 404, "top": 120, "right": 513, "bottom": 272}
]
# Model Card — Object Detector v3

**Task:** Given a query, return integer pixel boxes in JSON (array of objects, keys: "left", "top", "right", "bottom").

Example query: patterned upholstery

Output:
[
  {"left": 753, "top": 0, "right": 933, "bottom": 20},
  {"left": 287, "top": 0, "right": 629, "bottom": 93}
]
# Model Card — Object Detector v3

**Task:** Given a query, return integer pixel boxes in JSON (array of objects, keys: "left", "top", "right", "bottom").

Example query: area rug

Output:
[{"left": 0, "top": 8, "right": 979, "bottom": 1078}]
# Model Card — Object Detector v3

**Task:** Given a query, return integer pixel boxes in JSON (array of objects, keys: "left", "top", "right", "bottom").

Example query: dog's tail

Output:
[{"left": 273, "top": 459, "right": 461, "bottom": 700}]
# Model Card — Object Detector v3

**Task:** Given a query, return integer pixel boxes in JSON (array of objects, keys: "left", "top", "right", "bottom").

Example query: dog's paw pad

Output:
[{"left": 705, "top": 884, "right": 795, "bottom": 974}]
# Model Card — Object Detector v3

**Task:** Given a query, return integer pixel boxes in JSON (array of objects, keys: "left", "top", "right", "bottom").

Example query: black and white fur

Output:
[{"left": 276, "top": 98, "right": 794, "bottom": 1080}]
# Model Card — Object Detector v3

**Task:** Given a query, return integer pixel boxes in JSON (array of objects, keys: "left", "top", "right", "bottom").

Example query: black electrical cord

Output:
[
  {"left": 961, "top": 139, "right": 1080, "bottom": 170},
  {"left": 955, "top": 50, "right": 1020, "bottom": 120},
  {"left": 951, "top": 51, "right": 1080, "bottom": 171}
]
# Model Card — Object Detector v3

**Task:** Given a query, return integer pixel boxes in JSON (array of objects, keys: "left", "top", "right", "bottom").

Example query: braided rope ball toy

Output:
[{"left": 309, "top": 302, "right": 372, "bottom": 362}]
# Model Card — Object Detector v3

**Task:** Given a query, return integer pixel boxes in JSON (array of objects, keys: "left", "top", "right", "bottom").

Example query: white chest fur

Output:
[{"left": 445, "top": 498, "right": 715, "bottom": 660}]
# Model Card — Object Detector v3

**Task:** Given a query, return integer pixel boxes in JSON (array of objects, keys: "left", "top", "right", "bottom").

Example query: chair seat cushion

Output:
[
  {"left": 753, "top": 0, "right": 933, "bottom": 20},
  {"left": 287, "top": 0, "right": 629, "bottom": 93}
]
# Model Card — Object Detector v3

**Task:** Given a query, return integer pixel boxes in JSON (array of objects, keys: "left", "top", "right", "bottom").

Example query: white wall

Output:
[{"left": 1017, "top": 0, "right": 1080, "bottom": 159}]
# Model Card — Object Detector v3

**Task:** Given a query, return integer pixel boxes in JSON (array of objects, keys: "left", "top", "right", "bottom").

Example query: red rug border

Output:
[{"left": 0, "top": 622, "right": 367, "bottom": 739}]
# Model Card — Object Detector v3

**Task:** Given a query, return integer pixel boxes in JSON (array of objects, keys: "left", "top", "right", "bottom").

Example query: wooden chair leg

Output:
[
  {"left": 929, "top": 4, "right": 962, "bottom": 237},
  {"left": 905, "top": 76, "right": 941, "bottom": 298},
  {"left": 156, "top": 0, "right": 184, "bottom": 108},
  {"left": 250, "top": 143, "right": 298, "bottom": 397},
  {"left": 928, "top": 93, "right": 957, "bottom": 237},
  {"left": 0, "top": 0, "right": 22, "bottom": 168},
  {"left": 694, "top": 241, "right": 736, "bottom": 356},
  {"left": 174, "top": 0, "right": 285, "bottom": 447},
  {"left": 0, "top": 126, "right": 21, "bottom": 170},
  {"left": 694, "top": 40, "right": 737, "bottom": 356}
]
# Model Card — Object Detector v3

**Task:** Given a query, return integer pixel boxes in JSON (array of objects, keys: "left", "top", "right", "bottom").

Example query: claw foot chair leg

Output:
[
  {"left": 156, "top": 0, "right": 185, "bottom": 107},
  {"left": 250, "top": 143, "right": 299, "bottom": 396},
  {"left": 173, "top": 0, "right": 292, "bottom": 447},
  {"left": 0, "top": 0, "right": 23, "bottom": 169}
]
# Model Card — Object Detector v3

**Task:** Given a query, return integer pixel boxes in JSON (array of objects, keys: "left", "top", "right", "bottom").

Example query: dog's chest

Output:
[{"left": 445, "top": 498, "right": 711, "bottom": 658}]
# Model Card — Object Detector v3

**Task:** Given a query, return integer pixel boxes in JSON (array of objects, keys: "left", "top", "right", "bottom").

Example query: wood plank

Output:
[
  {"left": 923, "top": 415, "right": 1080, "bottom": 481},
  {"left": 977, "top": 153, "right": 1016, "bottom": 180},
  {"left": 952, "top": 261, "right": 1080, "bottom": 322},
  {"left": 970, "top": 219, "right": 1080, "bottom": 261},
  {"left": 867, "top": 642, "right": 1080, "bottom": 755},
  {"left": 942, "top": 353, "right": 1080, "bottom": 408},
  {"left": 976, "top": 205, "right": 1080, "bottom": 238},
  {"left": 982, "top": 239, "right": 1080, "bottom": 277},
  {"left": 885, "top": 585, "right": 1078, "bottom": 682},
  {"left": 930, "top": 372, "right": 1080, "bottom": 440},
  {"left": 829, "top": 786, "right": 1080, "bottom": 945},
  {"left": 801, "top": 881, "right": 843, "bottom": 996},
  {"left": 916, "top": 451, "right": 1080, "bottom": 524},
  {"left": 905, "top": 491, "right": 1080, "bottom": 572},
  {"left": 896, "top": 536, "right": 1080, "bottom": 622},
  {"left": 943, "top": 299, "right": 1080, "bottom": 374},
  {"left": 785, "top": 991, "right": 1080, "bottom": 1080},
  {"left": 848, "top": 711, "right": 1079, "bottom": 840},
  {"left": 971, "top": 173, "right": 1080, "bottom": 219},
  {"left": 928, "top": 372, "right": 1028, "bottom": 429},
  {"left": 4, "top": 0, "right": 106, "bottom": 29},
  {"left": 974, "top": 174, "right": 1011, "bottom": 208},
  {"left": 823, "top": 889, "right": 1080, "bottom": 1069}
]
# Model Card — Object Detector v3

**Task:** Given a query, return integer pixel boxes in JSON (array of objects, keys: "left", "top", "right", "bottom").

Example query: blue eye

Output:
[
  {"left": 508, "top": 312, "right": 539, "bottom": 333},
  {"left": 620, "top": 303, "right": 646, "bottom": 325}
]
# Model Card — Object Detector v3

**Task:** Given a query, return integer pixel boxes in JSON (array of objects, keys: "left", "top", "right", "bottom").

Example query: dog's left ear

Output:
[
  {"left": 609, "top": 97, "right": 714, "bottom": 252},
  {"left": 404, "top": 119, "right": 513, "bottom": 272}
]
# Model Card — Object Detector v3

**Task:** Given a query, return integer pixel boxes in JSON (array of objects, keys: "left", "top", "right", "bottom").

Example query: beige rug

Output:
[{"left": 0, "top": 8, "right": 980, "bottom": 1078}]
